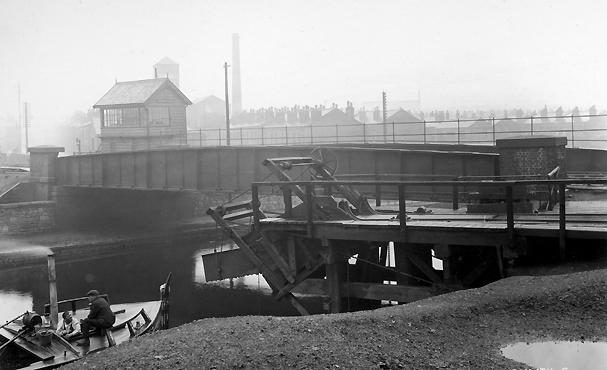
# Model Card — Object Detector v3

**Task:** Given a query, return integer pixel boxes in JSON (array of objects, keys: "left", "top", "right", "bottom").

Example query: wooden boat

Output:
[{"left": 0, "top": 273, "right": 171, "bottom": 369}]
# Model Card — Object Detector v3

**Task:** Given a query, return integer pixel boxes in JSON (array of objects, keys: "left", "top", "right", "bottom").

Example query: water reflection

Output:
[
  {"left": 502, "top": 340, "right": 607, "bottom": 370},
  {"left": 0, "top": 290, "right": 33, "bottom": 320},
  {"left": 0, "top": 239, "right": 322, "bottom": 326}
]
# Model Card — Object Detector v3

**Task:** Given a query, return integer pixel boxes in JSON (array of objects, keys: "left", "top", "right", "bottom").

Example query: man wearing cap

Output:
[
  {"left": 57, "top": 310, "right": 81, "bottom": 339},
  {"left": 76, "top": 290, "right": 116, "bottom": 347}
]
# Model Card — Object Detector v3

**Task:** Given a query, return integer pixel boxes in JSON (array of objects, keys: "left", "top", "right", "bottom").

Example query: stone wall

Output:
[
  {"left": 0, "top": 182, "right": 37, "bottom": 204},
  {"left": 0, "top": 201, "right": 55, "bottom": 234}
]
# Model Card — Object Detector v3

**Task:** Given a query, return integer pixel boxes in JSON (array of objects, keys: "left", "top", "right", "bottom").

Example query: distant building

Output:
[
  {"left": 387, "top": 108, "right": 420, "bottom": 123},
  {"left": 315, "top": 107, "right": 361, "bottom": 125},
  {"left": 187, "top": 95, "right": 226, "bottom": 130},
  {"left": 93, "top": 78, "right": 192, "bottom": 152},
  {"left": 154, "top": 57, "right": 180, "bottom": 87}
]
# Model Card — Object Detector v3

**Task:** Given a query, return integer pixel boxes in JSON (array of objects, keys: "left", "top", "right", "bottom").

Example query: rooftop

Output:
[{"left": 93, "top": 78, "right": 191, "bottom": 108}]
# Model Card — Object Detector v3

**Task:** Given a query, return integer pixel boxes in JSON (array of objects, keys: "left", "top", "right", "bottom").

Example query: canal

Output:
[{"left": 0, "top": 236, "right": 324, "bottom": 326}]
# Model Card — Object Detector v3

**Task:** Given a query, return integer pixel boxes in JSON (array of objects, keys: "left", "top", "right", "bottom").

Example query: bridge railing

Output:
[
  {"left": 188, "top": 114, "right": 607, "bottom": 149},
  {"left": 251, "top": 178, "right": 607, "bottom": 259}
]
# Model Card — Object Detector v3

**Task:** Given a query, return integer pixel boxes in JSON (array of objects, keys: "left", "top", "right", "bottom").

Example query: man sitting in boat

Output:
[
  {"left": 57, "top": 310, "right": 81, "bottom": 339},
  {"left": 76, "top": 290, "right": 116, "bottom": 347}
]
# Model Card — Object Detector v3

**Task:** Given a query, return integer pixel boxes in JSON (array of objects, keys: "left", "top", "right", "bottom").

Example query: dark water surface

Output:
[{"left": 0, "top": 238, "right": 324, "bottom": 326}]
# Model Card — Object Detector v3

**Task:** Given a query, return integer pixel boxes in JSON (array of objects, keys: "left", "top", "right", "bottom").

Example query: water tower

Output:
[{"left": 154, "top": 57, "right": 180, "bottom": 87}]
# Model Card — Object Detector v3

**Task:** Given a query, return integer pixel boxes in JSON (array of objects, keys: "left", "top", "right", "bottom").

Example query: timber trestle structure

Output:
[
  {"left": 205, "top": 155, "right": 607, "bottom": 315},
  {"left": 206, "top": 156, "right": 378, "bottom": 314}
]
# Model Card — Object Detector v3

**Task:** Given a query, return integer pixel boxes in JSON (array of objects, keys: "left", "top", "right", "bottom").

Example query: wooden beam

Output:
[
  {"left": 326, "top": 241, "right": 342, "bottom": 313},
  {"left": 275, "top": 256, "right": 325, "bottom": 299},
  {"left": 292, "top": 279, "right": 436, "bottom": 302},
  {"left": 280, "top": 224, "right": 509, "bottom": 246},
  {"left": 287, "top": 236, "right": 297, "bottom": 273},
  {"left": 258, "top": 235, "right": 296, "bottom": 283},
  {"left": 559, "top": 183, "right": 566, "bottom": 260},
  {"left": 407, "top": 253, "right": 442, "bottom": 284}
]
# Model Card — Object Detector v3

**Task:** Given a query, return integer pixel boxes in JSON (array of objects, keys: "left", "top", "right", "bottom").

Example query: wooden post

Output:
[
  {"left": 434, "top": 244, "right": 453, "bottom": 284},
  {"left": 310, "top": 124, "right": 314, "bottom": 145},
  {"left": 252, "top": 184, "right": 260, "bottom": 230},
  {"left": 283, "top": 186, "right": 292, "bottom": 218},
  {"left": 305, "top": 184, "right": 314, "bottom": 237},
  {"left": 452, "top": 180, "right": 459, "bottom": 210},
  {"left": 326, "top": 240, "right": 342, "bottom": 313},
  {"left": 570, "top": 115, "right": 575, "bottom": 148},
  {"left": 375, "top": 174, "right": 381, "bottom": 207},
  {"left": 47, "top": 254, "right": 58, "bottom": 330},
  {"left": 559, "top": 183, "right": 566, "bottom": 260},
  {"left": 423, "top": 120, "right": 426, "bottom": 144},
  {"left": 285, "top": 125, "right": 288, "bottom": 145},
  {"left": 399, "top": 184, "right": 406, "bottom": 231},
  {"left": 506, "top": 185, "right": 514, "bottom": 230},
  {"left": 224, "top": 61, "right": 231, "bottom": 146},
  {"left": 530, "top": 115, "right": 534, "bottom": 136},
  {"left": 287, "top": 236, "right": 297, "bottom": 273}
]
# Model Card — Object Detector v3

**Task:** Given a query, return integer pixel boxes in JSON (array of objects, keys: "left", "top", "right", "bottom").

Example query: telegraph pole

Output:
[
  {"left": 224, "top": 62, "right": 231, "bottom": 146},
  {"left": 17, "top": 85, "right": 22, "bottom": 153},
  {"left": 24, "top": 102, "right": 29, "bottom": 151},
  {"left": 382, "top": 91, "right": 387, "bottom": 123},
  {"left": 382, "top": 91, "right": 388, "bottom": 142}
]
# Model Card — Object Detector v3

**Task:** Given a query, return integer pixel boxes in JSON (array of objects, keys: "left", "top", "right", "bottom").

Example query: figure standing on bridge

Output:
[{"left": 77, "top": 290, "right": 116, "bottom": 346}]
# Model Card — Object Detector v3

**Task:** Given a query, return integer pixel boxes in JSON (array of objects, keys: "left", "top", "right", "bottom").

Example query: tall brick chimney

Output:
[{"left": 232, "top": 33, "right": 242, "bottom": 115}]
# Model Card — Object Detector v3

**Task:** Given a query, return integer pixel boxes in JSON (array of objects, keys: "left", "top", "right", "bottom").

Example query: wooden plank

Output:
[
  {"left": 258, "top": 237, "right": 296, "bottom": 283},
  {"left": 223, "top": 209, "right": 254, "bottom": 221}
]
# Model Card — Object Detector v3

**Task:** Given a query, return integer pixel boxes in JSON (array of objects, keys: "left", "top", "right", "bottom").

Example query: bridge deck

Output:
[{"left": 259, "top": 211, "right": 607, "bottom": 245}]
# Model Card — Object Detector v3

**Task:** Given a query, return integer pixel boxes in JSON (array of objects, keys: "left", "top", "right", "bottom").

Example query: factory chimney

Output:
[{"left": 231, "top": 33, "right": 242, "bottom": 115}]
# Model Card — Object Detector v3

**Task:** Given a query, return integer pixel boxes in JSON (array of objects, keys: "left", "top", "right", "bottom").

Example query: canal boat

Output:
[{"left": 0, "top": 273, "right": 171, "bottom": 369}]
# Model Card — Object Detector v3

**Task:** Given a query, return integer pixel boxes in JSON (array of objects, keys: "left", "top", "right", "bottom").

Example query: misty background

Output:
[{"left": 1, "top": 0, "right": 606, "bottom": 154}]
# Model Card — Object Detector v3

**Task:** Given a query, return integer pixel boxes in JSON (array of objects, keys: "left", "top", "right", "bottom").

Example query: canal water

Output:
[
  {"left": 502, "top": 340, "right": 607, "bottom": 369},
  {"left": 0, "top": 237, "right": 324, "bottom": 326}
]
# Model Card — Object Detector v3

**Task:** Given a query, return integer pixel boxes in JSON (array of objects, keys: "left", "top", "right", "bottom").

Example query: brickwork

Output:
[
  {"left": 0, "top": 201, "right": 55, "bottom": 234},
  {"left": 497, "top": 136, "right": 567, "bottom": 177},
  {"left": 499, "top": 146, "right": 566, "bottom": 176}
]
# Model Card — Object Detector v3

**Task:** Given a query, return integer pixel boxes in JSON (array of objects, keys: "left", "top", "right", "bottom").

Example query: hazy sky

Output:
[{"left": 1, "top": 0, "right": 606, "bottom": 125}]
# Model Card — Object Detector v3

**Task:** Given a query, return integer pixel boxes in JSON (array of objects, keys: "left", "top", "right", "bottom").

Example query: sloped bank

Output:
[{"left": 61, "top": 269, "right": 607, "bottom": 369}]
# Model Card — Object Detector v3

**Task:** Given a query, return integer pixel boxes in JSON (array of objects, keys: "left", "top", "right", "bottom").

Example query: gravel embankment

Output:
[{"left": 61, "top": 269, "right": 607, "bottom": 369}]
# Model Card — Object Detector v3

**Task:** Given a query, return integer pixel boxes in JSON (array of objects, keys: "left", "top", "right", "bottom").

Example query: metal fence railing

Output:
[
  {"left": 252, "top": 177, "right": 607, "bottom": 259},
  {"left": 187, "top": 114, "right": 607, "bottom": 149}
]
